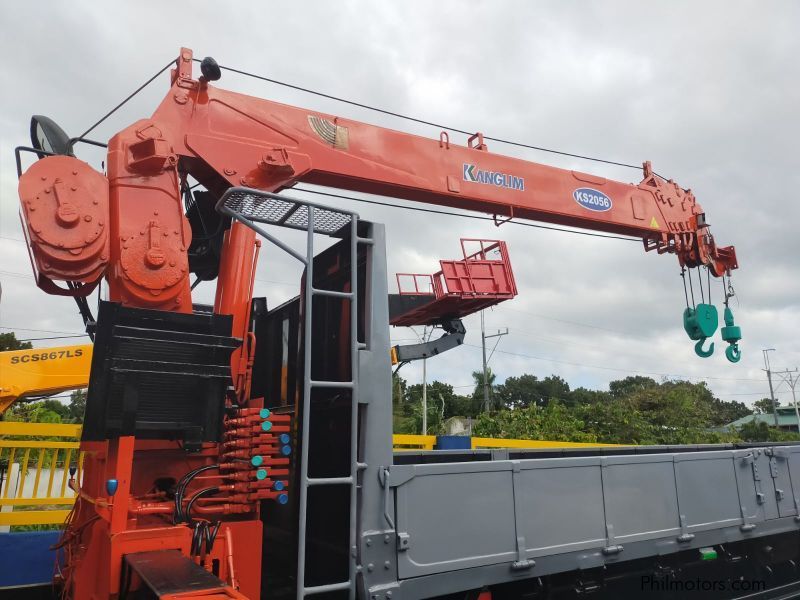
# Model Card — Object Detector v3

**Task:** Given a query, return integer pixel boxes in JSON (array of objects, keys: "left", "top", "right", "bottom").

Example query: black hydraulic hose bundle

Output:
[
  {"left": 185, "top": 486, "right": 222, "bottom": 557},
  {"left": 185, "top": 486, "right": 221, "bottom": 519},
  {"left": 173, "top": 464, "right": 219, "bottom": 523},
  {"left": 190, "top": 516, "right": 222, "bottom": 556}
]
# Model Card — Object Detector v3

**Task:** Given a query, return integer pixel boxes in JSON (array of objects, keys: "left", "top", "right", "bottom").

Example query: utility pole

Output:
[
  {"left": 789, "top": 370, "right": 800, "bottom": 433},
  {"left": 763, "top": 349, "right": 779, "bottom": 428},
  {"left": 421, "top": 326, "right": 429, "bottom": 435},
  {"left": 772, "top": 367, "right": 800, "bottom": 432},
  {"left": 422, "top": 352, "right": 427, "bottom": 435},
  {"left": 480, "top": 311, "right": 508, "bottom": 413},
  {"left": 481, "top": 312, "right": 488, "bottom": 412}
]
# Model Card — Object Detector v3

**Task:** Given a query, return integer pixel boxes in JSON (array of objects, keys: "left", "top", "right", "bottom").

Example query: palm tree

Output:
[{"left": 472, "top": 368, "right": 498, "bottom": 412}]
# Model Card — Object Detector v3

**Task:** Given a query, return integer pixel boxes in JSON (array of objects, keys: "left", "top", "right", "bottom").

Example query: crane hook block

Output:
[
  {"left": 720, "top": 306, "right": 742, "bottom": 363},
  {"left": 683, "top": 304, "right": 719, "bottom": 341},
  {"left": 684, "top": 304, "right": 718, "bottom": 359}
]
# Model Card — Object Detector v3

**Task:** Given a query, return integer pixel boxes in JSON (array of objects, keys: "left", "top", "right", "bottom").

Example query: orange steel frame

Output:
[{"left": 16, "top": 48, "right": 738, "bottom": 599}]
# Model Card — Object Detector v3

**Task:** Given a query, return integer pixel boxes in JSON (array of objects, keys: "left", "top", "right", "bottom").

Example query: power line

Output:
[
  {"left": 494, "top": 306, "right": 647, "bottom": 339},
  {"left": 17, "top": 334, "right": 89, "bottom": 342},
  {"left": 0, "top": 325, "right": 85, "bottom": 335},
  {"left": 483, "top": 320, "right": 771, "bottom": 382},
  {"left": 0, "top": 257, "right": 299, "bottom": 290},
  {"left": 0, "top": 270, "right": 31, "bottom": 279},
  {"left": 205, "top": 59, "right": 668, "bottom": 178},
  {"left": 17, "top": 393, "right": 82, "bottom": 402},
  {"left": 254, "top": 278, "right": 298, "bottom": 288},
  {"left": 460, "top": 342, "right": 762, "bottom": 382},
  {"left": 392, "top": 316, "right": 755, "bottom": 384}
]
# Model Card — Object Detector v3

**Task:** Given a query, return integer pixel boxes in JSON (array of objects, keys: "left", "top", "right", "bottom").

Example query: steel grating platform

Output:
[{"left": 217, "top": 188, "right": 353, "bottom": 235}]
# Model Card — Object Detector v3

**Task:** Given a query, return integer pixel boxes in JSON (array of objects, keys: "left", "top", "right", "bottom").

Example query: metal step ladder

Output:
[{"left": 217, "top": 188, "right": 367, "bottom": 600}]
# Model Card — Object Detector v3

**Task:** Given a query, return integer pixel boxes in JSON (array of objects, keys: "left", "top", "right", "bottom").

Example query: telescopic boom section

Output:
[{"left": 18, "top": 47, "right": 737, "bottom": 320}]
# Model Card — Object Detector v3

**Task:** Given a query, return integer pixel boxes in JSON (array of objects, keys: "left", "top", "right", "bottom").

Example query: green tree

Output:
[
  {"left": 637, "top": 381, "right": 714, "bottom": 431},
  {"left": 495, "top": 374, "right": 572, "bottom": 409},
  {"left": 408, "top": 394, "right": 446, "bottom": 435},
  {"left": 404, "top": 381, "right": 476, "bottom": 433},
  {"left": 579, "top": 398, "right": 656, "bottom": 445},
  {"left": 708, "top": 397, "right": 751, "bottom": 426},
  {"left": 406, "top": 381, "right": 455, "bottom": 408},
  {"left": 406, "top": 381, "right": 450, "bottom": 433},
  {"left": 754, "top": 397, "right": 777, "bottom": 414},
  {"left": 0, "top": 332, "right": 32, "bottom": 351},
  {"left": 36, "top": 399, "right": 70, "bottom": 420},
  {"left": 68, "top": 389, "right": 87, "bottom": 422},
  {"left": 391, "top": 374, "right": 415, "bottom": 433},
  {"left": 739, "top": 419, "right": 800, "bottom": 442},
  {"left": 568, "top": 387, "right": 612, "bottom": 406},
  {"left": 609, "top": 376, "right": 657, "bottom": 398},
  {"left": 567, "top": 379, "right": 741, "bottom": 445},
  {"left": 6, "top": 400, "right": 63, "bottom": 424},
  {"left": 609, "top": 380, "right": 738, "bottom": 444},
  {"left": 494, "top": 374, "right": 542, "bottom": 409},
  {"left": 445, "top": 393, "right": 480, "bottom": 419},
  {"left": 537, "top": 375, "right": 571, "bottom": 405},
  {"left": 392, "top": 374, "right": 407, "bottom": 406},
  {"left": 473, "top": 402, "right": 596, "bottom": 442},
  {"left": 393, "top": 369, "right": 760, "bottom": 444}
]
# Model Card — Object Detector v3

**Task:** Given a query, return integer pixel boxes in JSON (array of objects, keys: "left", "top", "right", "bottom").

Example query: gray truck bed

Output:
[{"left": 366, "top": 444, "right": 800, "bottom": 598}]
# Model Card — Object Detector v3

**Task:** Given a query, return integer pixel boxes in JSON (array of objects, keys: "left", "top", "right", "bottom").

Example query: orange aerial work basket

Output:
[{"left": 391, "top": 239, "right": 517, "bottom": 327}]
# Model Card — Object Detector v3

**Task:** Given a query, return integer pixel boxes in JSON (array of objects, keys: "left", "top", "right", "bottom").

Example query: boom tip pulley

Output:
[{"left": 200, "top": 56, "right": 221, "bottom": 81}]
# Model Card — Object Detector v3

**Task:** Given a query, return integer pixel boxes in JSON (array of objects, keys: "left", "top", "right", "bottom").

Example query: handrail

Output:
[
  {"left": 391, "top": 434, "right": 623, "bottom": 451},
  {"left": 0, "top": 422, "right": 84, "bottom": 527},
  {"left": 0, "top": 422, "right": 82, "bottom": 437},
  {"left": 392, "top": 434, "right": 436, "bottom": 451},
  {"left": 471, "top": 437, "right": 621, "bottom": 449},
  {"left": 0, "top": 425, "right": 621, "bottom": 526}
]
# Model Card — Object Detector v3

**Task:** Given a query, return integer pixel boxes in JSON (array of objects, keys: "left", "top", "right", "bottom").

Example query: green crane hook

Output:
[
  {"left": 694, "top": 338, "right": 715, "bottom": 358},
  {"left": 726, "top": 344, "right": 741, "bottom": 363},
  {"left": 720, "top": 306, "right": 742, "bottom": 364}
]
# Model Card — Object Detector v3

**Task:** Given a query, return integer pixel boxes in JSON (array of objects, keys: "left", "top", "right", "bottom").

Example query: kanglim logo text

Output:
[{"left": 463, "top": 164, "right": 525, "bottom": 191}]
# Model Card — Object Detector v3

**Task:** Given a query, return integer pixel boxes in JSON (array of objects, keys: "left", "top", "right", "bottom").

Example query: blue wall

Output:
[{"left": 0, "top": 531, "right": 60, "bottom": 588}]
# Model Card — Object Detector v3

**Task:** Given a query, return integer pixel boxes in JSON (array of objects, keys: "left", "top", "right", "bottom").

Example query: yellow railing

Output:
[
  {"left": 0, "top": 422, "right": 84, "bottom": 527},
  {"left": 471, "top": 437, "right": 621, "bottom": 449},
  {"left": 392, "top": 434, "right": 436, "bottom": 451},
  {"left": 0, "top": 425, "right": 617, "bottom": 525},
  {"left": 391, "top": 434, "right": 622, "bottom": 451}
]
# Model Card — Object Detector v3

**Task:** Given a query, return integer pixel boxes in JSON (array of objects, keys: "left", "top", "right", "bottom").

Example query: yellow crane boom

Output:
[{"left": 0, "top": 344, "right": 92, "bottom": 413}]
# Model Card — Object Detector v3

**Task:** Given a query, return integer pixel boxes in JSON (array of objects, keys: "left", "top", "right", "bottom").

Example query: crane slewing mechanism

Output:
[{"left": 10, "top": 49, "right": 767, "bottom": 600}]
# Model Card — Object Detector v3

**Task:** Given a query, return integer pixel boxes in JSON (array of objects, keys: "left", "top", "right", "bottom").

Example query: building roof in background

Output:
[{"left": 727, "top": 407, "right": 800, "bottom": 429}]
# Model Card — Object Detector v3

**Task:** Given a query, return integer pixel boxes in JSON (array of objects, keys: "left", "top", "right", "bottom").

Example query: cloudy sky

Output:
[{"left": 1, "top": 1, "right": 798, "bottom": 408}]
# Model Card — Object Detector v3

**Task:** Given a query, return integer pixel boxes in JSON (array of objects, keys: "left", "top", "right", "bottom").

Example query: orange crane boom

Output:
[{"left": 17, "top": 48, "right": 740, "bottom": 368}]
